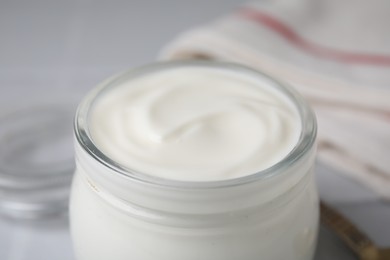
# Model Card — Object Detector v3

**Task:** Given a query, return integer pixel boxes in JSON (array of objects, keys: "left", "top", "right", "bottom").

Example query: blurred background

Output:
[{"left": 0, "top": 0, "right": 389, "bottom": 259}]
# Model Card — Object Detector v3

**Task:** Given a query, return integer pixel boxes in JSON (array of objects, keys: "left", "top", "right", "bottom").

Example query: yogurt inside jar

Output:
[
  {"left": 89, "top": 65, "right": 301, "bottom": 181},
  {"left": 71, "top": 61, "right": 318, "bottom": 260}
]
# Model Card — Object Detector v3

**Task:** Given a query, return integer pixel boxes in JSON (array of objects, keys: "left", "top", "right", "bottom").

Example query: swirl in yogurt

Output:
[{"left": 89, "top": 66, "right": 301, "bottom": 181}]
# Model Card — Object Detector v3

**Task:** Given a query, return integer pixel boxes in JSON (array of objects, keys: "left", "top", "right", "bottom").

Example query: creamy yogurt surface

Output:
[{"left": 89, "top": 66, "right": 301, "bottom": 181}]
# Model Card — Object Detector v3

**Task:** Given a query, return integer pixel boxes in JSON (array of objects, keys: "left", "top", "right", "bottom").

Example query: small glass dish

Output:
[{"left": 0, "top": 104, "right": 75, "bottom": 220}]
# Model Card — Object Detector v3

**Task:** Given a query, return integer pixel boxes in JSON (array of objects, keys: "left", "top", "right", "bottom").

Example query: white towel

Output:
[{"left": 161, "top": 0, "right": 390, "bottom": 199}]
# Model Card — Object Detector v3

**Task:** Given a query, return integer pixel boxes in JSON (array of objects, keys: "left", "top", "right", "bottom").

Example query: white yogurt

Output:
[
  {"left": 89, "top": 66, "right": 301, "bottom": 181},
  {"left": 71, "top": 62, "right": 318, "bottom": 260}
]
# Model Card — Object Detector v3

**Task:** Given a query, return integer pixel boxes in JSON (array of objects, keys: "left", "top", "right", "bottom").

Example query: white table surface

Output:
[{"left": 0, "top": 1, "right": 389, "bottom": 259}]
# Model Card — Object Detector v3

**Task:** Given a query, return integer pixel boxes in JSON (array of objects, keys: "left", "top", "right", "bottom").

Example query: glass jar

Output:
[{"left": 70, "top": 61, "right": 318, "bottom": 260}]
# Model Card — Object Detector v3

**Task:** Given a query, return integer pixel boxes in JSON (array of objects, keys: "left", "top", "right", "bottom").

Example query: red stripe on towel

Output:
[{"left": 239, "top": 9, "right": 390, "bottom": 66}]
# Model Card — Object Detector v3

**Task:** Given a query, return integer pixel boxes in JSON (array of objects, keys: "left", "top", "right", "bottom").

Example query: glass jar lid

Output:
[{"left": 0, "top": 104, "right": 75, "bottom": 220}]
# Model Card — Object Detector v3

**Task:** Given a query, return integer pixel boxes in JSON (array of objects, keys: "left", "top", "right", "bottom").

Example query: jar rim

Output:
[{"left": 74, "top": 60, "right": 317, "bottom": 189}]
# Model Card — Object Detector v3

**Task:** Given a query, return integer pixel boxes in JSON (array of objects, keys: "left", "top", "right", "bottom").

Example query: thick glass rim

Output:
[{"left": 75, "top": 60, "right": 317, "bottom": 189}]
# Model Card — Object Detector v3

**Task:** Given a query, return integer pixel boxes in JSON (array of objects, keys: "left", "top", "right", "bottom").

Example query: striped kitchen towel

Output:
[{"left": 161, "top": 0, "right": 390, "bottom": 199}]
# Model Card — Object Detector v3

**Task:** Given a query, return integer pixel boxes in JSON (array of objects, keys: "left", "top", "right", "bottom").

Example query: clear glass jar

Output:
[{"left": 70, "top": 61, "right": 318, "bottom": 260}]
